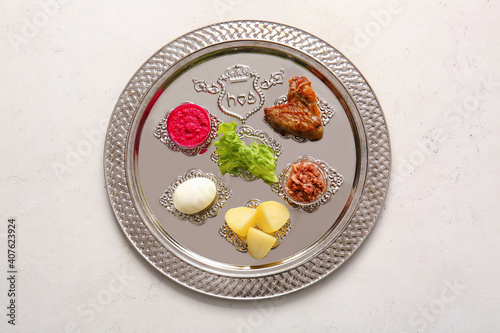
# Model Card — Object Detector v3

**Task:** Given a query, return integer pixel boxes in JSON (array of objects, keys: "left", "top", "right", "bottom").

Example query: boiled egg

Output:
[{"left": 173, "top": 177, "right": 217, "bottom": 214}]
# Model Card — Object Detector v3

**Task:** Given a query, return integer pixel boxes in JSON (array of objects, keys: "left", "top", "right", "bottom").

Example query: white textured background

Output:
[{"left": 1, "top": 0, "right": 499, "bottom": 332}]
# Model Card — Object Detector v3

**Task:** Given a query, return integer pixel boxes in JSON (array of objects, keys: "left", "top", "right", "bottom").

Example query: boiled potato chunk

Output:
[
  {"left": 225, "top": 207, "right": 257, "bottom": 237},
  {"left": 247, "top": 227, "right": 276, "bottom": 259},
  {"left": 255, "top": 201, "right": 290, "bottom": 233}
]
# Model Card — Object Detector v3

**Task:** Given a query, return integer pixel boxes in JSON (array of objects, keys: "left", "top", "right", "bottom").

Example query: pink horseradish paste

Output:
[{"left": 166, "top": 103, "right": 211, "bottom": 148}]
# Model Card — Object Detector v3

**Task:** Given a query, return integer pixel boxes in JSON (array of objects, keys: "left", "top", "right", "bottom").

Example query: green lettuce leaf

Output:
[{"left": 213, "top": 122, "right": 278, "bottom": 185}]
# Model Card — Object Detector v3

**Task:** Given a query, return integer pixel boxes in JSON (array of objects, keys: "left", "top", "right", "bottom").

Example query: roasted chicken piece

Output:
[{"left": 264, "top": 76, "right": 323, "bottom": 140}]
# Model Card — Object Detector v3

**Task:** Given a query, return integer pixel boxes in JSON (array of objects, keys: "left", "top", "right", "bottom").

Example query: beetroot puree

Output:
[{"left": 167, "top": 104, "right": 211, "bottom": 148}]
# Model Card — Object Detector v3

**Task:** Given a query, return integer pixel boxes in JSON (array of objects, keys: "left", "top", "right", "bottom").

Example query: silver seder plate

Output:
[{"left": 104, "top": 21, "right": 391, "bottom": 299}]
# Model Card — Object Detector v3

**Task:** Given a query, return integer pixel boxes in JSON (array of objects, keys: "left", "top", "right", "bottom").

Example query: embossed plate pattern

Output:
[{"left": 104, "top": 21, "right": 391, "bottom": 299}]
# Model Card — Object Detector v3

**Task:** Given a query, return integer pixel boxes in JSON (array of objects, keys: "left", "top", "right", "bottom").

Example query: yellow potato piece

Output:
[
  {"left": 247, "top": 227, "right": 276, "bottom": 259},
  {"left": 225, "top": 207, "right": 257, "bottom": 237},
  {"left": 255, "top": 201, "right": 290, "bottom": 233}
]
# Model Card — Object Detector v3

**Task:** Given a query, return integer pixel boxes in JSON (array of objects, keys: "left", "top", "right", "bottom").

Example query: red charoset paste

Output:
[
  {"left": 167, "top": 103, "right": 211, "bottom": 148},
  {"left": 285, "top": 162, "right": 326, "bottom": 203}
]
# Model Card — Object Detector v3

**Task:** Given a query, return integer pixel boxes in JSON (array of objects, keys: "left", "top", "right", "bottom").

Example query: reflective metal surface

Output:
[{"left": 104, "top": 21, "right": 391, "bottom": 298}]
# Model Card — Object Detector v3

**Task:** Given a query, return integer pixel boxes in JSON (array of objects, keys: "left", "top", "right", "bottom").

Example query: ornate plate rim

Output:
[{"left": 104, "top": 20, "right": 391, "bottom": 299}]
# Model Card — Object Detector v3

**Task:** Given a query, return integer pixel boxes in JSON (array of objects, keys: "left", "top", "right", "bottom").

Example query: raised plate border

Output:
[{"left": 104, "top": 20, "right": 391, "bottom": 299}]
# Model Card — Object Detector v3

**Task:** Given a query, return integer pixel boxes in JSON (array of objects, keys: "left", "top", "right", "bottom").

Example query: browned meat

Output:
[{"left": 264, "top": 76, "right": 323, "bottom": 140}]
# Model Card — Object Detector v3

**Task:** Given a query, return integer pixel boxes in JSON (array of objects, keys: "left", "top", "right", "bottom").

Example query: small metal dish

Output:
[
  {"left": 273, "top": 156, "right": 344, "bottom": 213},
  {"left": 281, "top": 156, "right": 329, "bottom": 206},
  {"left": 154, "top": 102, "right": 222, "bottom": 156}
]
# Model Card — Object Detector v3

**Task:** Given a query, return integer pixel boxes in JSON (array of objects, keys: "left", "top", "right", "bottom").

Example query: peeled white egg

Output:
[{"left": 173, "top": 177, "right": 217, "bottom": 214}]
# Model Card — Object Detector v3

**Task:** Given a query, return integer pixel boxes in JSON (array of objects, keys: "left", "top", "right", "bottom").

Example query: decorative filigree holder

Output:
[
  {"left": 211, "top": 125, "right": 283, "bottom": 182},
  {"left": 159, "top": 169, "right": 232, "bottom": 225},
  {"left": 272, "top": 156, "right": 344, "bottom": 213},
  {"left": 266, "top": 96, "right": 336, "bottom": 143},
  {"left": 154, "top": 104, "right": 222, "bottom": 156},
  {"left": 219, "top": 199, "right": 292, "bottom": 253}
]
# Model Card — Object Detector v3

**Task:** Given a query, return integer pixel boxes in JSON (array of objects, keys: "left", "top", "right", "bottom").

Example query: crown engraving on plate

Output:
[
  {"left": 192, "top": 63, "right": 285, "bottom": 123},
  {"left": 223, "top": 64, "right": 251, "bottom": 83}
]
